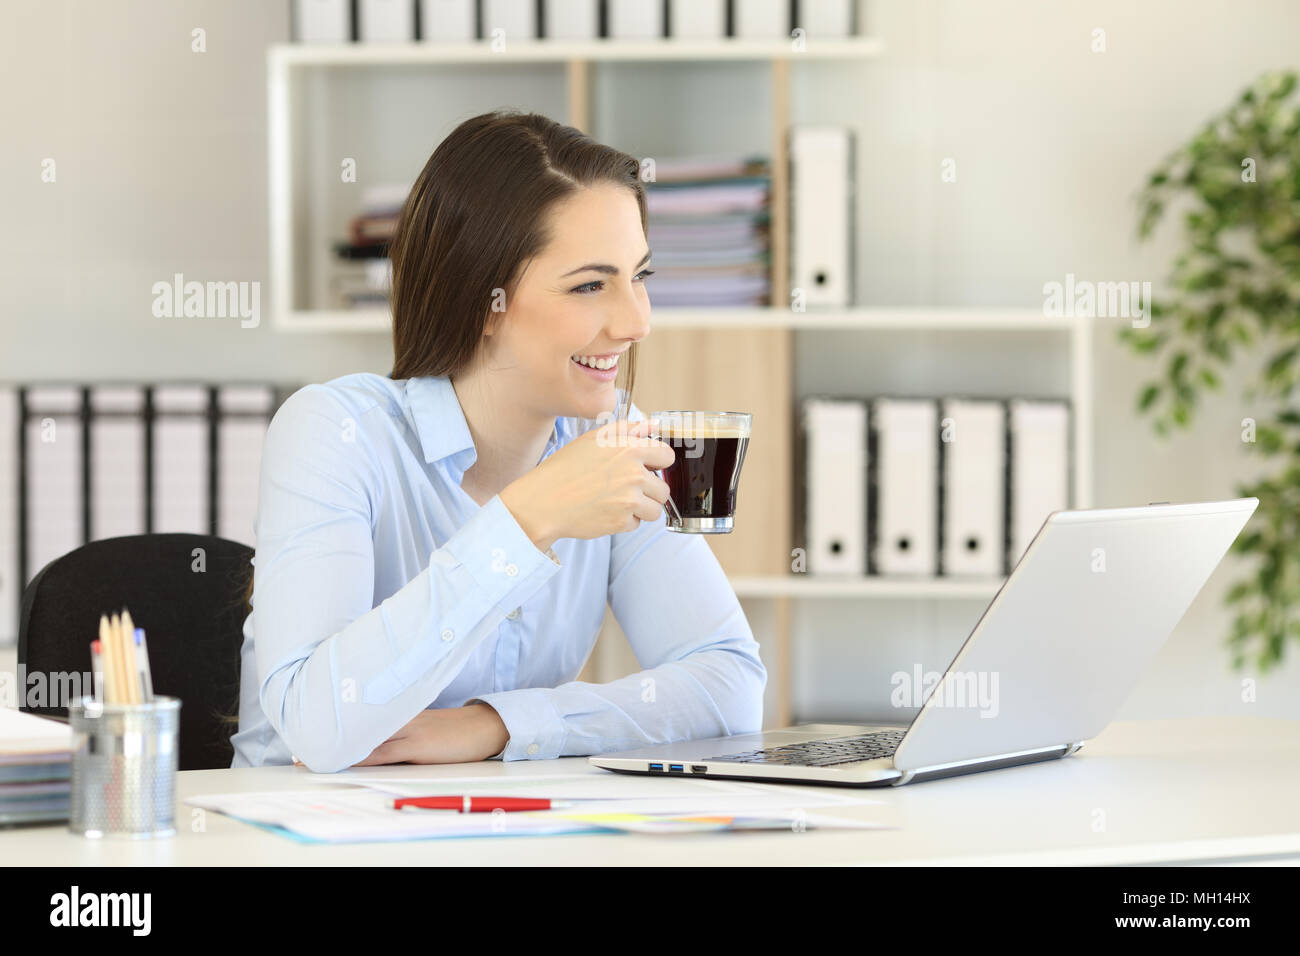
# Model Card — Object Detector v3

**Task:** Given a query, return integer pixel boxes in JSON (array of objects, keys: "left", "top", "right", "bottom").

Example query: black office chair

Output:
[{"left": 18, "top": 533, "right": 253, "bottom": 771}]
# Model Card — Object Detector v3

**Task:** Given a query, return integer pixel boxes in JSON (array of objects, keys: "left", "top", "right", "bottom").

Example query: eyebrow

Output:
[{"left": 561, "top": 249, "right": 652, "bottom": 278}]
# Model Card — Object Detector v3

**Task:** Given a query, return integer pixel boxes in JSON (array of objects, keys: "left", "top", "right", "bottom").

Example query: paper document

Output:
[{"left": 186, "top": 775, "right": 891, "bottom": 844}]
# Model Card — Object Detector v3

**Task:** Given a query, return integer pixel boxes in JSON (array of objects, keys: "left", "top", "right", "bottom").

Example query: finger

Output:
[
  {"left": 630, "top": 437, "right": 675, "bottom": 469},
  {"left": 631, "top": 493, "right": 664, "bottom": 523},
  {"left": 641, "top": 472, "right": 670, "bottom": 504}
]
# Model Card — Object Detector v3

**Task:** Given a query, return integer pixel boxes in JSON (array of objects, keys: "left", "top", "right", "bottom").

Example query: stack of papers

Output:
[
  {"left": 0, "top": 707, "right": 73, "bottom": 826},
  {"left": 645, "top": 155, "right": 771, "bottom": 307},
  {"left": 187, "top": 773, "right": 891, "bottom": 843}
]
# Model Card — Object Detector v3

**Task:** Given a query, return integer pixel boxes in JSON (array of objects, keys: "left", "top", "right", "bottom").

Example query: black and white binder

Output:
[
  {"left": 796, "top": 0, "right": 854, "bottom": 38},
  {"left": 151, "top": 385, "right": 210, "bottom": 535},
  {"left": 482, "top": 0, "right": 537, "bottom": 41},
  {"left": 802, "top": 397, "right": 867, "bottom": 575},
  {"left": 217, "top": 386, "right": 275, "bottom": 547},
  {"left": 89, "top": 386, "right": 146, "bottom": 542},
  {"left": 872, "top": 398, "right": 938, "bottom": 576},
  {"left": 357, "top": 0, "right": 415, "bottom": 42},
  {"left": 1008, "top": 399, "right": 1071, "bottom": 569},
  {"left": 421, "top": 0, "right": 476, "bottom": 41},
  {"left": 790, "top": 126, "right": 854, "bottom": 308},
  {"left": 0, "top": 387, "right": 18, "bottom": 643},
  {"left": 670, "top": 0, "right": 725, "bottom": 39},
  {"left": 940, "top": 398, "right": 1006, "bottom": 577},
  {"left": 293, "top": 0, "right": 351, "bottom": 43},
  {"left": 23, "top": 387, "right": 83, "bottom": 584},
  {"left": 608, "top": 0, "right": 663, "bottom": 39},
  {"left": 734, "top": 0, "right": 788, "bottom": 38},
  {"left": 543, "top": 0, "right": 598, "bottom": 40}
]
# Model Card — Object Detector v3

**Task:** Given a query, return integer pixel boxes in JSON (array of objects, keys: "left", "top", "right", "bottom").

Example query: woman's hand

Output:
[
  {"left": 500, "top": 418, "right": 674, "bottom": 551},
  {"left": 347, "top": 702, "right": 510, "bottom": 766}
]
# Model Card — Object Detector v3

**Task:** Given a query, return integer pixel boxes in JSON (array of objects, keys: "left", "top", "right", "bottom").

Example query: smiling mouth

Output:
[{"left": 570, "top": 353, "right": 621, "bottom": 371}]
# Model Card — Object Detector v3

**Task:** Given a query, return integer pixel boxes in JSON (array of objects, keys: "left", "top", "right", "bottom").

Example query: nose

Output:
[{"left": 608, "top": 281, "right": 651, "bottom": 345}]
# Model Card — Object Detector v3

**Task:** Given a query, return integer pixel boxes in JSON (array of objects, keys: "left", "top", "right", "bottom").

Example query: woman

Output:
[{"left": 230, "top": 110, "right": 766, "bottom": 772}]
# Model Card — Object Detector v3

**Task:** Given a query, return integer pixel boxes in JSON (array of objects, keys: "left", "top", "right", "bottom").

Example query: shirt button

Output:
[
  {"left": 505, "top": 563, "right": 518, "bottom": 576},
  {"left": 440, "top": 628, "right": 454, "bottom": 642},
  {"left": 526, "top": 743, "right": 539, "bottom": 755},
  {"left": 507, "top": 608, "right": 521, "bottom": 620}
]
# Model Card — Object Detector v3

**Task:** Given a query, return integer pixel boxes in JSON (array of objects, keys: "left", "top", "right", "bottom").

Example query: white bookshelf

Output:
[{"left": 264, "top": 29, "right": 1093, "bottom": 728}]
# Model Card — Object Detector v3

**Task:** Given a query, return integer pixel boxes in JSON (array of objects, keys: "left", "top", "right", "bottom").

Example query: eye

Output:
[{"left": 569, "top": 268, "right": 653, "bottom": 294}]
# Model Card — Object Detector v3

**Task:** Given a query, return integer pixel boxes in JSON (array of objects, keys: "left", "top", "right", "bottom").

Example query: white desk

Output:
[{"left": 3, "top": 717, "right": 1298, "bottom": 865}]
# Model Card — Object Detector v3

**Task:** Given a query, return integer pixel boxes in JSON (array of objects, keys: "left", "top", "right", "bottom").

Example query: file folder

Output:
[
  {"left": 217, "top": 387, "right": 275, "bottom": 547},
  {"left": 670, "top": 0, "right": 725, "bottom": 39},
  {"left": 543, "top": 0, "right": 598, "bottom": 40},
  {"left": 357, "top": 0, "right": 415, "bottom": 42},
  {"left": 151, "top": 386, "right": 211, "bottom": 535},
  {"left": 796, "top": 0, "right": 854, "bottom": 38},
  {"left": 293, "top": 0, "right": 351, "bottom": 43},
  {"left": 872, "top": 399, "right": 938, "bottom": 576},
  {"left": 0, "top": 388, "right": 17, "bottom": 643},
  {"left": 790, "top": 126, "right": 854, "bottom": 308},
  {"left": 421, "top": 0, "right": 475, "bottom": 41},
  {"left": 802, "top": 398, "right": 867, "bottom": 575},
  {"left": 734, "top": 0, "right": 788, "bottom": 38},
  {"left": 23, "top": 387, "right": 83, "bottom": 584},
  {"left": 482, "top": 0, "right": 536, "bottom": 42},
  {"left": 939, "top": 398, "right": 1005, "bottom": 577},
  {"left": 1008, "top": 399, "right": 1071, "bottom": 569},
  {"left": 89, "top": 386, "right": 146, "bottom": 542},
  {"left": 608, "top": 0, "right": 663, "bottom": 39}
]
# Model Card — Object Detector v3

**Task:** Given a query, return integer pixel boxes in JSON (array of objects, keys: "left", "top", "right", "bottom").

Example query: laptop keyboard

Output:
[{"left": 707, "top": 730, "right": 906, "bottom": 767}]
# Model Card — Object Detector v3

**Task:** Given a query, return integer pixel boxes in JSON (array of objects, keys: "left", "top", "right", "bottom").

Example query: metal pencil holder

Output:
[{"left": 68, "top": 696, "right": 180, "bottom": 839}]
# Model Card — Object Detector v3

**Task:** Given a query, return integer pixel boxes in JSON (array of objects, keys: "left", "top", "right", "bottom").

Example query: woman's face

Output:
[{"left": 486, "top": 181, "right": 652, "bottom": 422}]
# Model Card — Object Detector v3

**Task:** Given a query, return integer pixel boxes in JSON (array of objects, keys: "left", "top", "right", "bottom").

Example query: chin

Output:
[{"left": 564, "top": 383, "right": 615, "bottom": 420}]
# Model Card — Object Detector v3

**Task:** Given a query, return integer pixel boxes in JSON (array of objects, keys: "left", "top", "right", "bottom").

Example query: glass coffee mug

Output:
[{"left": 648, "top": 411, "right": 752, "bottom": 533}]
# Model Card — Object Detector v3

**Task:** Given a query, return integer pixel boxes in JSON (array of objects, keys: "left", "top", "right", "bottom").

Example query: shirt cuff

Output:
[
  {"left": 467, "top": 688, "right": 567, "bottom": 761},
  {"left": 443, "top": 493, "right": 558, "bottom": 593}
]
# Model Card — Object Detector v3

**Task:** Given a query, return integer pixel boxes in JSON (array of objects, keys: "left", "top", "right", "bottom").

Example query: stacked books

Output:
[
  {"left": 644, "top": 156, "right": 771, "bottom": 308},
  {"left": 0, "top": 707, "right": 72, "bottom": 826},
  {"left": 332, "top": 183, "right": 408, "bottom": 309}
]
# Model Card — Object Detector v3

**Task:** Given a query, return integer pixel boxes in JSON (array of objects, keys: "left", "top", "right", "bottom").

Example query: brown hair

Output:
[{"left": 225, "top": 111, "right": 646, "bottom": 735}]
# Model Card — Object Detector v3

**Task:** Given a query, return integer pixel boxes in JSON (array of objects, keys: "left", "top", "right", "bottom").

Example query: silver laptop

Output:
[{"left": 590, "top": 498, "right": 1257, "bottom": 787}]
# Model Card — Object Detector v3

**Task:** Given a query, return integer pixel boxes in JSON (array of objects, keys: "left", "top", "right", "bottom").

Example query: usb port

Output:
[
  {"left": 668, "top": 763, "right": 684, "bottom": 773},
  {"left": 691, "top": 765, "right": 708, "bottom": 774},
  {"left": 648, "top": 763, "right": 663, "bottom": 772}
]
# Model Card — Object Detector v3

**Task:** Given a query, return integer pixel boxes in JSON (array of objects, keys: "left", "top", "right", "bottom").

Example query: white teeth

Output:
[{"left": 572, "top": 354, "right": 618, "bottom": 370}]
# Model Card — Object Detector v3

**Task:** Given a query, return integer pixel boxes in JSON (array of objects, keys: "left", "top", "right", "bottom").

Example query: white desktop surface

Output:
[{"left": 2, "top": 717, "right": 1298, "bottom": 866}]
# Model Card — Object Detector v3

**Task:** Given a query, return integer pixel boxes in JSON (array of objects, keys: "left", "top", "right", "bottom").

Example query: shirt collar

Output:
[{"left": 404, "top": 375, "right": 562, "bottom": 481}]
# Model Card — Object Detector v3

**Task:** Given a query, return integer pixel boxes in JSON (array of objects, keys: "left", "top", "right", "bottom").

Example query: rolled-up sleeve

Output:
[
  {"left": 251, "top": 387, "right": 561, "bottom": 773},
  {"left": 471, "top": 404, "right": 766, "bottom": 759}
]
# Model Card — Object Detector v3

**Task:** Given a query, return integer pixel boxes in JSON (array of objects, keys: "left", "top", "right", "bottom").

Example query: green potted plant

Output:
[{"left": 1120, "top": 70, "right": 1300, "bottom": 671}]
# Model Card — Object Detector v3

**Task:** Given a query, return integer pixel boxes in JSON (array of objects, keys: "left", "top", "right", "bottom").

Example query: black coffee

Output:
[{"left": 658, "top": 432, "right": 750, "bottom": 520}]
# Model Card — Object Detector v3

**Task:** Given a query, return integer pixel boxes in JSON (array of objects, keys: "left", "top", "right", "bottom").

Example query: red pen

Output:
[{"left": 392, "top": 795, "right": 576, "bottom": 813}]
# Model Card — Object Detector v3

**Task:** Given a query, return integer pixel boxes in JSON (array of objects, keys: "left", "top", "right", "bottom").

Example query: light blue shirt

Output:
[{"left": 230, "top": 372, "right": 766, "bottom": 772}]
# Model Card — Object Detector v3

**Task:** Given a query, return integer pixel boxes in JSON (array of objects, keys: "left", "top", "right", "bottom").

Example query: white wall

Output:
[
  {"left": 2, "top": 0, "right": 1298, "bottom": 720},
  {"left": 0, "top": 0, "right": 393, "bottom": 383}
]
